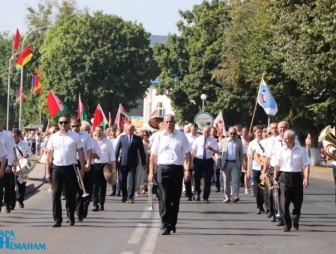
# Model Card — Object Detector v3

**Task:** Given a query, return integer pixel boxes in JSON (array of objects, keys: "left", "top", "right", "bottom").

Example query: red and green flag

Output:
[
  {"left": 93, "top": 104, "right": 108, "bottom": 130},
  {"left": 108, "top": 111, "right": 112, "bottom": 126},
  {"left": 13, "top": 29, "right": 20, "bottom": 50},
  {"left": 15, "top": 46, "right": 33, "bottom": 70},
  {"left": 78, "top": 94, "right": 88, "bottom": 121},
  {"left": 32, "top": 75, "right": 42, "bottom": 95},
  {"left": 114, "top": 103, "right": 129, "bottom": 129},
  {"left": 47, "top": 90, "right": 68, "bottom": 117}
]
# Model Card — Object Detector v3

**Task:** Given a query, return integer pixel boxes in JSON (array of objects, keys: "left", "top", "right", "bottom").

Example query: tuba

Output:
[{"left": 319, "top": 125, "right": 336, "bottom": 160}]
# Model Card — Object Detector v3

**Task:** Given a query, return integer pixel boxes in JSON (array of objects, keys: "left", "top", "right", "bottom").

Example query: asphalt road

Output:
[{"left": 1, "top": 164, "right": 335, "bottom": 254}]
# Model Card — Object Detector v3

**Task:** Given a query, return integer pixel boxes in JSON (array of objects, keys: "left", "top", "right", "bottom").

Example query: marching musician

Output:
[
  {"left": 0, "top": 119, "right": 15, "bottom": 213},
  {"left": 273, "top": 129, "right": 310, "bottom": 232},
  {"left": 247, "top": 125, "right": 265, "bottom": 214},
  {"left": 92, "top": 125, "right": 116, "bottom": 211},
  {"left": 46, "top": 116, "right": 85, "bottom": 227},
  {"left": 70, "top": 118, "right": 94, "bottom": 222},
  {"left": 12, "top": 128, "right": 33, "bottom": 209}
]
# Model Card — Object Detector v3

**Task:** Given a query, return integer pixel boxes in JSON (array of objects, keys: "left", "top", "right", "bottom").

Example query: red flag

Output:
[
  {"left": 13, "top": 29, "right": 20, "bottom": 49},
  {"left": 15, "top": 46, "right": 33, "bottom": 70},
  {"left": 16, "top": 87, "right": 25, "bottom": 103},
  {"left": 47, "top": 91, "right": 68, "bottom": 117},
  {"left": 114, "top": 103, "right": 129, "bottom": 129},
  {"left": 93, "top": 104, "right": 108, "bottom": 130},
  {"left": 150, "top": 108, "right": 158, "bottom": 117},
  {"left": 32, "top": 75, "right": 42, "bottom": 94},
  {"left": 78, "top": 94, "right": 88, "bottom": 121}
]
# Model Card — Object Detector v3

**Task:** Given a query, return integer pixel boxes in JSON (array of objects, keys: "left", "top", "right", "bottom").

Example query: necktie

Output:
[
  {"left": 203, "top": 137, "right": 207, "bottom": 160},
  {"left": 129, "top": 135, "right": 132, "bottom": 146}
]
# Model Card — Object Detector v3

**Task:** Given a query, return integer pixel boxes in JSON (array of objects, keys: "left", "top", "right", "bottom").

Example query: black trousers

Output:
[
  {"left": 156, "top": 164, "right": 184, "bottom": 230},
  {"left": 81, "top": 169, "right": 94, "bottom": 218},
  {"left": 193, "top": 158, "right": 214, "bottom": 200},
  {"left": 252, "top": 170, "right": 264, "bottom": 209},
  {"left": 120, "top": 165, "right": 137, "bottom": 200},
  {"left": 52, "top": 165, "right": 77, "bottom": 223},
  {"left": 0, "top": 170, "right": 15, "bottom": 209},
  {"left": 92, "top": 163, "right": 107, "bottom": 206},
  {"left": 280, "top": 172, "right": 303, "bottom": 229},
  {"left": 16, "top": 176, "right": 26, "bottom": 203}
]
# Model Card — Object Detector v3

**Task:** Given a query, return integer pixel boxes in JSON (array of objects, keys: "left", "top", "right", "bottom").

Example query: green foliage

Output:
[
  {"left": 154, "top": 0, "right": 336, "bottom": 139},
  {"left": 40, "top": 11, "right": 157, "bottom": 119}
]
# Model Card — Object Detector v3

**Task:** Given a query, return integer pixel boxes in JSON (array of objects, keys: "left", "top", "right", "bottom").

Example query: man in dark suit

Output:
[{"left": 115, "top": 123, "right": 146, "bottom": 203}]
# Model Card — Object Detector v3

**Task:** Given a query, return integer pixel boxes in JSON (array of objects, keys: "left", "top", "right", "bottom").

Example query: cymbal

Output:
[{"left": 148, "top": 117, "right": 163, "bottom": 129}]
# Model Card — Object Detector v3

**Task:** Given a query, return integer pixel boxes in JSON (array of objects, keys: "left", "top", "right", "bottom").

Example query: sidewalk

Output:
[{"left": 25, "top": 160, "right": 46, "bottom": 196}]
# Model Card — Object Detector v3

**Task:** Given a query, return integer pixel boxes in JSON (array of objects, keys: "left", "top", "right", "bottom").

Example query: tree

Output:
[
  {"left": 39, "top": 11, "right": 158, "bottom": 119},
  {"left": 154, "top": 0, "right": 232, "bottom": 124}
]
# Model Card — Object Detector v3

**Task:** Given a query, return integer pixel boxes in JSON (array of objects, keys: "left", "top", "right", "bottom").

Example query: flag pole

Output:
[{"left": 249, "top": 73, "right": 265, "bottom": 133}]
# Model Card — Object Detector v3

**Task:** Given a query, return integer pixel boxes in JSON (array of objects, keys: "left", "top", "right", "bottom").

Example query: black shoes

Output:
[
  {"left": 92, "top": 205, "right": 99, "bottom": 211},
  {"left": 233, "top": 197, "right": 240, "bottom": 203},
  {"left": 171, "top": 226, "right": 176, "bottom": 234},
  {"left": 283, "top": 227, "right": 291, "bottom": 232},
  {"left": 18, "top": 200, "right": 24, "bottom": 208},
  {"left": 204, "top": 199, "right": 209, "bottom": 203},
  {"left": 161, "top": 228, "right": 171, "bottom": 235},
  {"left": 293, "top": 216, "right": 299, "bottom": 230},
  {"left": 122, "top": 198, "right": 127, "bottom": 203},
  {"left": 110, "top": 191, "right": 116, "bottom": 196},
  {"left": 100, "top": 204, "right": 104, "bottom": 211},
  {"left": 271, "top": 216, "right": 277, "bottom": 222},
  {"left": 187, "top": 197, "right": 192, "bottom": 201},
  {"left": 68, "top": 217, "right": 75, "bottom": 226},
  {"left": 5, "top": 205, "right": 11, "bottom": 213},
  {"left": 116, "top": 191, "right": 121, "bottom": 197},
  {"left": 256, "top": 208, "right": 265, "bottom": 214},
  {"left": 52, "top": 221, "right": 62, "bottom": 228},
  {"left": 277, "top": 220, "right": 284, "bottom": 226}
]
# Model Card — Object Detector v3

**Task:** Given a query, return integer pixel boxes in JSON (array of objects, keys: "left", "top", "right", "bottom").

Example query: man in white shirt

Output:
[
  {"left": 92, "top": 125, "right": 116, "bottom": 211},
  {"left": 0, "top": 119, "right": 15, "bottom": 213},
  {"left": 192, "top": 126, "right": 219, "bottom": 203},
  {"left": 149, "top": 114, "right": 191, "bottom": 235},
  {"left": 12, "top": 128, "right": 33, "bottom": 209},
  {"left": 0, "top": 135, "right": 8, "bottom": 213},
  {"left": 70, "top": 117, "right": 95, "bottom": 221},
  {"left": 185, "top": 123, "right": 200, "bottom": 201},
  {"left": 247, "top": 125, "right": 265, "bottom": 214},
  {"left": 273, "top": 129, "right": 310, "bottom": 232},
  {"left": 46, "top": 116, "right": 86, "bottom": 227}
]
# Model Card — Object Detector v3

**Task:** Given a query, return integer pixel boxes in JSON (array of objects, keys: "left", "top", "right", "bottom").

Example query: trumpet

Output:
[
  {"left": 13, "top": 147, "right": 28, "bottom": 183},
  {"left": 73, "top": 164, "right": 89, "bottom": 198}
]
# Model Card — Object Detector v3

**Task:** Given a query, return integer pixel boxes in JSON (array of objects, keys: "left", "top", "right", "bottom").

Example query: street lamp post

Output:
[
  {"left": 200, "top": 94, "right": 207, "bottom": 112},
  {"left": 18, "top": 25, "right": 52, "bottom": 130}
]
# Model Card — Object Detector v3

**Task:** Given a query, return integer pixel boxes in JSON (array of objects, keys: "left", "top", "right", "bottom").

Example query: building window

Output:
[{"left": 157, "top": 102, "right": 164, "bottom": 117}]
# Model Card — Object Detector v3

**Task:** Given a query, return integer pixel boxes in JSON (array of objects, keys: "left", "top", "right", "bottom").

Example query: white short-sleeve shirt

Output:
[
  {"left": 192, "top": 135, "right": 219, "bottom": 160},
  {"left": 151, "top": 129, "right": 191, "bottom": 166},
  {"left": 274, "top": 144, "right": 310, "bottom": 172},
  {"left": 47, "top": 130, "right": 83, "bottom": 166}
]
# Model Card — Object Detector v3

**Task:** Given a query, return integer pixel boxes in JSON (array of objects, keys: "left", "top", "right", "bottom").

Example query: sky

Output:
[{"left": 0, "top": 0, "right": 204, "bottom": 36}]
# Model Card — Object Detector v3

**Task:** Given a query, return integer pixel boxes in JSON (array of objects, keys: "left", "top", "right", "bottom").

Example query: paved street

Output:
[{"left": 1, "top": 163, "right": 336, "bottom": 254}]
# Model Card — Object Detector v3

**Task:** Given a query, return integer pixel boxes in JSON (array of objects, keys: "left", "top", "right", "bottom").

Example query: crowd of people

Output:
[{"left": 0, "top": 116, "right": 312, "bottom": 234}]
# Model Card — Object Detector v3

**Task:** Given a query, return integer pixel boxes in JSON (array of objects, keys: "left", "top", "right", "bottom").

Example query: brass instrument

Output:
[
  {"left": 148, "top": 181, "right": 154, "bottom": 210},
  {"left": 253, "top": 150, "right": 266, "bottom": 166},
  {"left": 258, "top": 172, "right": 273, "bottom": 191},
  {"left": 73, "top": 164, "right": 89, "bottom": 198},
  {"left": 319, "top": 125, "right": 336, "bottom": 160},
  {"left": 13, "top": 147, "right": 28, "bottom": 183},
  {"left": 273, "top": 187, "right": 282, "bottom": 218}
]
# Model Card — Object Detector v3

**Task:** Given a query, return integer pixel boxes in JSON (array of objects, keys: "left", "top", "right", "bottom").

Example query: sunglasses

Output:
[
  {"left": 229, "top": 133, "right": 236, "bottom": 135},
  {"left": 58, "top": 121, "right": 69, "bottom": 125},
  {"left": 71, "top": 125, "right": 80, "bottom": 128}
]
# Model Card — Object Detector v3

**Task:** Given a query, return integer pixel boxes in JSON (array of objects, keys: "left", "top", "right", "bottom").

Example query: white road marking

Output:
[{"left": 139, "top": 210, "right": 160, "bottom": 254}]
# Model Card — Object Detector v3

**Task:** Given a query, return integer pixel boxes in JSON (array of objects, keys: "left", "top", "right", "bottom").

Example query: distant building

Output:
[{"left": 129, "top": 35, "right": 174, "bottom": 129}]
